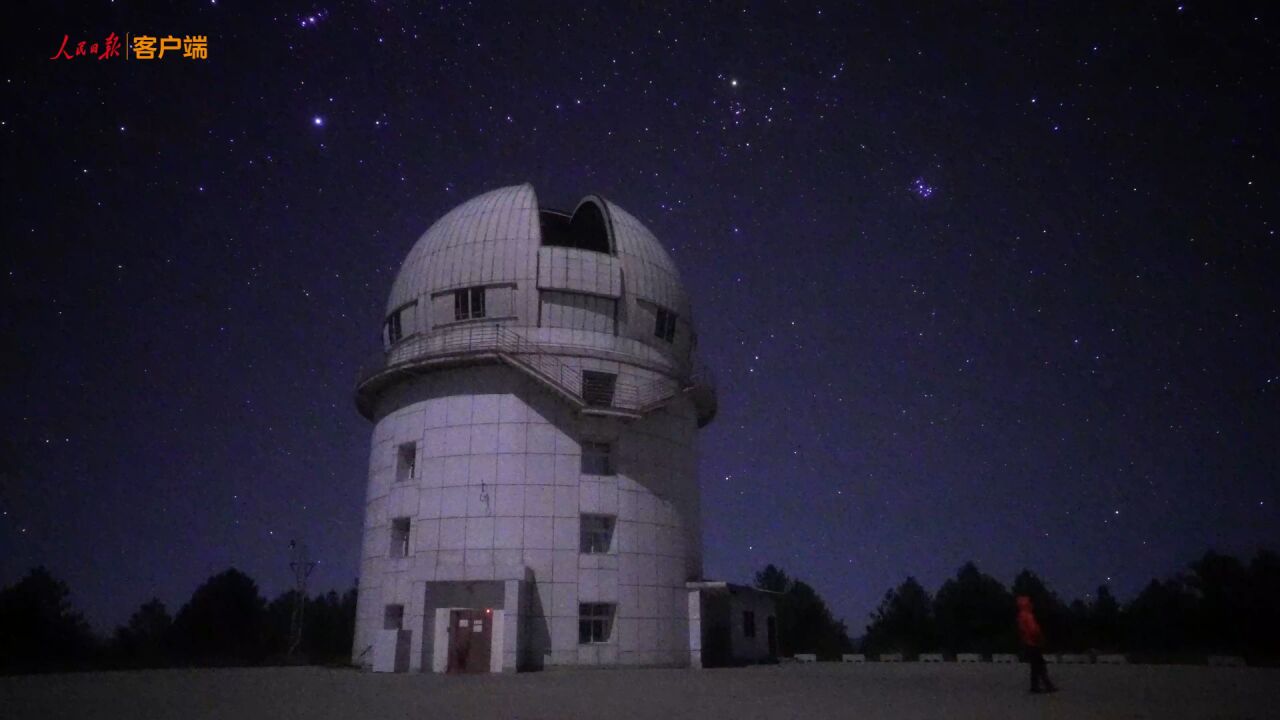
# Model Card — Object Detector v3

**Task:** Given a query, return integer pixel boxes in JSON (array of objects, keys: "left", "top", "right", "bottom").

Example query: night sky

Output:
[{"left": 3, "top": 2, "right": 1277, "bottom": 635}]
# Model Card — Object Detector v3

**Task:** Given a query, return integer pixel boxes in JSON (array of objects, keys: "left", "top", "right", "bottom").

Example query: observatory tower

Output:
[{"left": 353, "top": 184, "right": 721, "bottom": 672}]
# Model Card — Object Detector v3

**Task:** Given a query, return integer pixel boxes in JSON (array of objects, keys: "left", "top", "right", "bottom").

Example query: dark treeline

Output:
[
  {"left": 863, "top": 549, "right": 1280, "bottom": 662},
  {"left": 5, "top": 548, "right": 1276, "bottom": 673},
  {"left": 0, "top": 567, "right": 355, "bottom": 674}
]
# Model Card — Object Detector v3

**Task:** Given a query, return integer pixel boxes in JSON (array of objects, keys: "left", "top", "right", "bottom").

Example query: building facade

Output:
[{"left": 352, "top": 184, "right": 721, "bottom": 671}]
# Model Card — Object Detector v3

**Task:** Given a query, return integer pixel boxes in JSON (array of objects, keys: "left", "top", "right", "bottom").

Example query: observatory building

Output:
[{"left": 353, "top": 184, "right": 772, "bottom": 672}]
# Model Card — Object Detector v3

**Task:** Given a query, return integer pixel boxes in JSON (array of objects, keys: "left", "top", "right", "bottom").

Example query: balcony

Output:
[{"left": 355, "top": 324, "right": 716, "bottom": 426}]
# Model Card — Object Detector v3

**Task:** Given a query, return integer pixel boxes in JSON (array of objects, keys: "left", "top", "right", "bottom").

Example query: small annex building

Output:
[{"left": 687, "top": 582, "right": 779, "bottom": 668}]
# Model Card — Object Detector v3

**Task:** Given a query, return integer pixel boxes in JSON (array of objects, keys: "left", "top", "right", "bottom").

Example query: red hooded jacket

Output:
[{"left": 1016, "top": 596, "right": 1043, "bottom": 648}]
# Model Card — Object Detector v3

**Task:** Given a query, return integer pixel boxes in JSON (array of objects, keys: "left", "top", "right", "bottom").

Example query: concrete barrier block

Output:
[
  {"left": 794, "top": 653, "right": 817, "bottom": 663},
  {"left": 1097, "top": 654, "right": 1127, "bottom": 665},
  {"left": 991, "top": 653, "right": 1018, "bottom": 664},
  {"left": 1060, "top": 654, "right": 1091, "bottom": 664},
  {"left": 842, "top": 654, "right": 866, "bottom": 663},
  {"left": 1208, "top": 655, "right": 1245, "bottom": 667},
  {"left": 956, "top": 653, "right": 981, "bottom": 663},
  {"left": 919, "top": 653, "right": 944, "bottom": 663},
  {"left": 878, "top": 653, "right": 903, "bottom": 663},
  {"left": 1044, "top": 654, "right": 1060, "bottom": 664}
]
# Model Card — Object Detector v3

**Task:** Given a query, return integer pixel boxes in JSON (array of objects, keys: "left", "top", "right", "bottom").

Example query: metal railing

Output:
[{"left": 357, "top": 324, "right": 696, "bottom": 415}]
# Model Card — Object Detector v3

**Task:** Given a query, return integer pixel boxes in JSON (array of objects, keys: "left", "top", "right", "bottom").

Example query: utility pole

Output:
[{"left": 288, "top": 539, "right": 317, "bottom": 658}]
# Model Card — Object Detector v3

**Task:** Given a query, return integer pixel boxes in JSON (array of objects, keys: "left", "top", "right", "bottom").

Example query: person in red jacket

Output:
[{"left": 1016, "top": 595, "right": 1057, "bottom": 693}]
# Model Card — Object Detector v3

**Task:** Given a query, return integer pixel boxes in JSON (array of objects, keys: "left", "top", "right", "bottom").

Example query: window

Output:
[
  {"left": 743, "top": 610, "right": 756, "bottom": 638},
  {"left": 396, "top": 443, "right": 417, "bottom": 483},
  {"left": 581, "top": 371, "right": 617, "bottom": 407},
  {"left": 453, "top": 287, "right": 486, "bottom": 321},
  {"left": 390, "top": 517, "right": 411, "bottom": 558},
  {"left": 384, "top": 604, "right": 404, "bottom": 630},
  {"left": 579, "top": 514, "right": 615, "bottom": 554},
  {"left": 578, "top": 603, "right": 615, "bottom": 644},
  {"left": 383, "top": 302, "right": 416, "bottom": 345},
  {"left": 386, "top": 309, "right": 404, "bottom": 344},
  {"left": 654, "top": 308, "right": 677, "bottom": 343},
  {"left": 580, "top": 442, "right": 614, "bottom": 476}
]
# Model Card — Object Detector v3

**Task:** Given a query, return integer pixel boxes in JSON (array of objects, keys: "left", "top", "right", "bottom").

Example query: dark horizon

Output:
[{"left": 3, "top": 2, "right": 1277, "bottom": 634}]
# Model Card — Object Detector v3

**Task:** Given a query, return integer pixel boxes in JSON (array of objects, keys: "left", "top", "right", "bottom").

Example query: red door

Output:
[{"left": 447, "top": 609, "right": 493, "bottom": 674}]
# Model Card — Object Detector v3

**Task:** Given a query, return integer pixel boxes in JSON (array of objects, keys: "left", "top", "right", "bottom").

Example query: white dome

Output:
[
  {"left": 359, "top": 184, "right": 715, "bottom": 426},
  {"left": 382, "top": 184, "right": 694, "bottom": 367}
]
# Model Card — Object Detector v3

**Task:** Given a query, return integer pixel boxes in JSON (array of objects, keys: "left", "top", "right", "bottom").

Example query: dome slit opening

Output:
[{"left": 538, "top": 204, "right": 612, "bottom": 254}]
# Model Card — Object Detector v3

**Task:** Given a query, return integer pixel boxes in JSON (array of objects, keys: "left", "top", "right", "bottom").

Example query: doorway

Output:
[{"left": 447, "top": 608, "right": 493, "bottom": 673}]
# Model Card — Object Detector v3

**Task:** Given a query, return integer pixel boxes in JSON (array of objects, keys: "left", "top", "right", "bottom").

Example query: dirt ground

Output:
[{"left": 2, "top": 662, "right": 1276, "bottom": 720}]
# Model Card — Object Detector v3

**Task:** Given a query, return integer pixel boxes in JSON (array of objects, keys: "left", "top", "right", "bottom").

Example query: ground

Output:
[{"left": 2, "top": 663, "right": 1276, "bottom": 720}]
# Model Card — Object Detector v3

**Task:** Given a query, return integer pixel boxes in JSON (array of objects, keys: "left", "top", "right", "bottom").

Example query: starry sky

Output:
[{"left": 3, "top": 2, "right": 1277, "bottom": 635}]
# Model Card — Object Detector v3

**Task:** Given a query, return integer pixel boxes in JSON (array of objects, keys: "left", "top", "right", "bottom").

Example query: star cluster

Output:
[{"left": 1, "top": 2, "right": 1277, "bottom": 632}]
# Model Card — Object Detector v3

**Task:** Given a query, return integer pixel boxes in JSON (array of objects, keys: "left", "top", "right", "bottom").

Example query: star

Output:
[
  {"left": 312, "top": 116, "right": 324, "bottom": 127},
  {"left": 299, "top": 11, "right": 328, "bottom": 28}
]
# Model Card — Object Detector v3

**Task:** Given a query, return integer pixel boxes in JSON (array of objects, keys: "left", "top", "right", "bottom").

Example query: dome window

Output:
[
  {"left": 383, "top": 301, "right": 416, "bottom": 347},
  {"left": 654, "top": 308, "right": 678, "bottom": 343},
  {"left": 385, "top": 310, "right": 404, "bottom": 344},
  {"left": 453, "top": 287, "right": 486, "bottom": 321}
]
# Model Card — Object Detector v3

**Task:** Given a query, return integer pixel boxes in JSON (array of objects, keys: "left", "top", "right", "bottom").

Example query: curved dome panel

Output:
[
  {"left": 598, "top": 197, "right": 689, "bottom": 320},
  {"left": 385, "top": 184, "right": 540, "bottom": 315}
]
